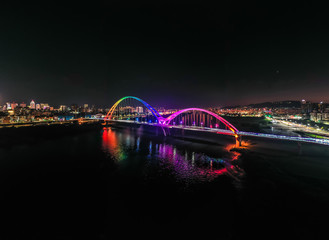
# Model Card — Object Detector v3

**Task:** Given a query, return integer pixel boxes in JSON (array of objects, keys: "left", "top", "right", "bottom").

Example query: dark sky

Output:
[{"left": 0, "top": 1, "right": 329, "bottom": 108}]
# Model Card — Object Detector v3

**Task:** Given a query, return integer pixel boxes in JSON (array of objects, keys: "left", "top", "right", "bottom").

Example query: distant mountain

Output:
[
  {"left": 247, "top": 100, "right": 301, "bottom": 108},
  {"left": 223, "top": 100, "right": 301, "bottom": 109}
]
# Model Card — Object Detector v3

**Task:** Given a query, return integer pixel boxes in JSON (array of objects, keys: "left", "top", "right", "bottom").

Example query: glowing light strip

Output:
[
  {"left": 164, "top": 108, "right": 239, "bottom": 134},
  {"left": 105, "top": 96, "right": 163, "bottom": 121}
]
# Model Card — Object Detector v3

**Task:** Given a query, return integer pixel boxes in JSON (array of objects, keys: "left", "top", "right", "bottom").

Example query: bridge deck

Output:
[{"left": 99, "top": 119, "right": 329, "bottom": 146}]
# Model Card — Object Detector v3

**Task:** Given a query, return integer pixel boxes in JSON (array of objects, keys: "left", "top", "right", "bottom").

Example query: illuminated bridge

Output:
[{"left": 100, "top": 96, "right": 329, "bottom": 147}]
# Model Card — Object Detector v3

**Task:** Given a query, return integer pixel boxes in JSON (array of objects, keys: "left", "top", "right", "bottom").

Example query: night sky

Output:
[{"left": 0, "top": 1, "right": 328, "bottom": 108}]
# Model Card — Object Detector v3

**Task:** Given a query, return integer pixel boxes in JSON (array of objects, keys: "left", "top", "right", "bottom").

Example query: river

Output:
[{"left": 0, "top": 126, "right": 329, "bottom": 239}]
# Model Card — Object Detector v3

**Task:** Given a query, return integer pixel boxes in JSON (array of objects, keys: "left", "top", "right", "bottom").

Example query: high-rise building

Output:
[
  {"left": 301, "top": 100, "right": 313, "bottom": 115},
  {"left": 11, "top": 103, "right": 18, "bottom": 110},
  {"left": 136, "top": 106, "right": 143, "bottom": 113},
  {"left": 318, "top": 102, "right": 325, "bottom": 113},
  {"left": 30, "top": 100, "right": 36, "bottom": 109},
  {"left": 71, "top": 104, "right": 77, "bottom": 111},
  {"left": 59, "top": 105, "right": 67, "bottom": 112}
]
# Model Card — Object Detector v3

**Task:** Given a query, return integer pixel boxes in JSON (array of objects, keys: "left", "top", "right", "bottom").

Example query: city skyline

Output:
[{"left": 1, "top": 97, "right": 328, "bottom": 109}]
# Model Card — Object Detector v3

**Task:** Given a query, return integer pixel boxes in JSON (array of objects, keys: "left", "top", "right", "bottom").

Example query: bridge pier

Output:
[{"left": 235, "top": 135, "right": 242, "bottom": 147}]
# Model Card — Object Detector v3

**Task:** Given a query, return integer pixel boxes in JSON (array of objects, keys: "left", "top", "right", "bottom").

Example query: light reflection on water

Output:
[{"left": 102, "top": 127, "right": 244, "bottom": 183}]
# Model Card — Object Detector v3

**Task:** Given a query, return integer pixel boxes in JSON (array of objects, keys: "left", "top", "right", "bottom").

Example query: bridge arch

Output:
[
  {"left": 164, "top": 108, "right": 239, "bottom": 134},
  {"left": 105, "top": 96, "right": 163, "bottom": 122}
]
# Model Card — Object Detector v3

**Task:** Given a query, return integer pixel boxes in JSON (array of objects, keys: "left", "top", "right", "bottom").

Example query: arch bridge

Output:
[{"left": 104, "top": 96, "right": 242, "bottom": 145}]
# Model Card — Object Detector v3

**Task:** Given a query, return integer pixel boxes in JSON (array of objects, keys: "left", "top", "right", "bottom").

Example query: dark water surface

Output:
[{"left": 1, "top": 127, "right": 329, "bottom": 239}]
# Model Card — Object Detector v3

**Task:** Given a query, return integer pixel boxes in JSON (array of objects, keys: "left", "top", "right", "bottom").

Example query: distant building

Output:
[
  {"left": 8, "top": 110, "right": 14, "bottom": 116},
  {"left": 20, "top": 102, "right": 26, "bottom": 108},
  {"left": 318, "top": 102, "right": 325, "bottom": 113},
  {"left": 311, "top": 111, "right": 329, "bottom": 122},
  {"left": 3, "top": 116, "right": 10, "bottom": 123},
  {"left": 81, "top": 104, "right": 90, "bottom": 113},
  {"left": 59, "top": 105, "right": 67, "bottom": 112},
  {"left": 71, "top": 104, "right": 78, "bottom": 111},
  {"left": 36, "top": 104, "right": 41, "bottom": 110},
  {"left": 301, "top": 100, "right": 313, "bottom": 114},
  {"left": 30, "top": 100, "right": 36, "bottom": 109},
  {"left": 136, "top": 106, "right": 143, "bottom": 113},
  {"left": 11, "top": 103, "right": 18, "bottom": 110},
  {"left": 40, "top": 103, "right": 49, "bottom": 110}
]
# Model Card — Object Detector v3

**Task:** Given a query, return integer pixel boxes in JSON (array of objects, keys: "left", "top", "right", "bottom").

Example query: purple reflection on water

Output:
[
  {"left": 156, "top": 142, "right": 244, "bottom": 182},
  {"left": 102, "top": 128, "right": 244, "bottom": 183}
]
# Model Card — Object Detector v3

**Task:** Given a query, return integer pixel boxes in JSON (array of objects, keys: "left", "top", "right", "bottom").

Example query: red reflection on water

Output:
[
  {"left": 102, "top": 128, "right": 119, "bottom": 157},
  {"left": 224, "top": 143, "right": 242, "bottom": 161},
  {"left": 231, "top": 151, "right": 241, "bottom": 161},
  {"left": 101, "top": 128, "right": 244, "bottom": 182},
  {"left": 224, "top": 144, "right": 236, "bottom": 152}
]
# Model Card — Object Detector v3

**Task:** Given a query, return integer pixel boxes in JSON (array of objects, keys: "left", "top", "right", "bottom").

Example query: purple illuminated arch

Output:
[{"left": 163, "top": 108, "right": 239, "bottom": 134}]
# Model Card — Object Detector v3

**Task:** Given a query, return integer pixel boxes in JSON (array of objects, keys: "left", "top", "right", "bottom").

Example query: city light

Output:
[{"left": 1, "top": 97, "right": 329, "bottom": 147}]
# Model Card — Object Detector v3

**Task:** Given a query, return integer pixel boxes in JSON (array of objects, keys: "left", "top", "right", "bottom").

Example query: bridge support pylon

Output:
[{"left": 235, "top": 134, "right": 242, "bottom": 147}]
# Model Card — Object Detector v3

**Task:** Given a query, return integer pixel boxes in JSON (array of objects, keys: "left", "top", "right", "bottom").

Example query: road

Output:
[{"left": 270, "top": 119, "right": 329, "bottom": 137}]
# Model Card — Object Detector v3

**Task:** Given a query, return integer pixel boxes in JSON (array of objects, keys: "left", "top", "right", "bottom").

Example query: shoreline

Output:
[{"left": 0, "top": 121, "right": 103, "bottom": 146}]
